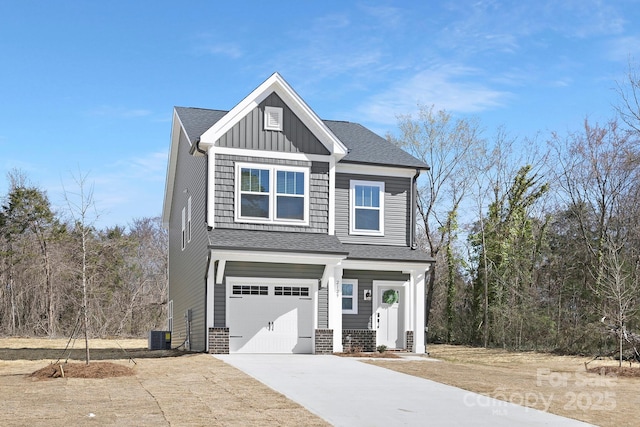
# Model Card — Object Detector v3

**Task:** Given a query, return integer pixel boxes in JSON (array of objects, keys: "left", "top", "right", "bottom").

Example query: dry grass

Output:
[
  {"left": 0, "top": 338, "right": 329, "bottom": 426},
  {"left": 368, "top": 344, "right": 640, "bottom": 427}
]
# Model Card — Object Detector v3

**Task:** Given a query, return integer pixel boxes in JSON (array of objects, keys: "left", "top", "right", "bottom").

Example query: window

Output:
[
  {"left": 264, "top": 106, "right": 283, "bottom": 131},
  {"left": 181, "top": 207, "right": 186, "bottom": 250},
  {"left": 275, "top": 286, "right": 310, "bottom": 296},
  {"left": 350, "top": 180, "right": 384, "bottom": 235},
  {"left": 232, "top": 285, "right": 268, "bottom": 295},
  {"left": 342, "top": 280, "right": 358, "bottom": 314},
  {"left": 236, "top": 163, "right": 309, "bottom": 225},
  {"left": 167, "top": 300, "right": 173, "bottom": 331},
  {"left": 187, "top": 196, "right": 192, "bottom": 243}
]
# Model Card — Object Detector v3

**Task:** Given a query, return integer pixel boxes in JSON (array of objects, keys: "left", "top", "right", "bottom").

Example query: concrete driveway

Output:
[{"left": 215, "top": 354, "right": 593, "bottom": 427}]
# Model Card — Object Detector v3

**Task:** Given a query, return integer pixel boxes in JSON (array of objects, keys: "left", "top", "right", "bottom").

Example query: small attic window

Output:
[{"left": 264, "top": 106, "right": 283, "bottom": 131}]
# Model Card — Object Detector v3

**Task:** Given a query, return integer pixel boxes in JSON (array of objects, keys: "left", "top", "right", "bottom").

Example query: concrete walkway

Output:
[{"left": 215, "top": 354, "right": 594, "bottom": 427}]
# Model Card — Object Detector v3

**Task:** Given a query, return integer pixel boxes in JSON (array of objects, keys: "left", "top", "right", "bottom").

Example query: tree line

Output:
[
  {"left": 0, "top": 170, "right": 167, "bottom": 338},
  {"left": 391, "top": 65, "right": 640, "bottom": 358}
]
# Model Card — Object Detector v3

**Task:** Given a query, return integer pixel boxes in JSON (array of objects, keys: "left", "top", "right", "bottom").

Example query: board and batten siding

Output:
[
  {"left": 214, "top": 261, "right": 324, "bottom": 327},
  {"left": 168, "top": 128, "right": 209, "bottom": 352},
  {"left": 335, "top": 173, "right": 411, "bottom": 246},
  {"left": 214, "top": 154, "right": 329, "bottom": 233},
  {"left": 342, "top": 270, "right": 410, "bottom": 329},
  {"left": 216, "top": 92, "right": 329, "bottom": 155}
]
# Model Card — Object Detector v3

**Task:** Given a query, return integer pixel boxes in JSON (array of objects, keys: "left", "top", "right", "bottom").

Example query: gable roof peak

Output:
[{"left": 199, "top": 73, "right": 347, "bottom": 158}]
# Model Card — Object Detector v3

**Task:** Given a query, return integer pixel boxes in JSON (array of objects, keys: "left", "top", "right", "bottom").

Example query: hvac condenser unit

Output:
[{"left": 148, "top": 330, "right": 171, "bottom": 350}]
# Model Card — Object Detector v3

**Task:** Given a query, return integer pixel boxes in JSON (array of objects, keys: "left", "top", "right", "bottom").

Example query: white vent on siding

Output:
[{"left": 264, "top": 106, "right": 283, "bottom": 131}]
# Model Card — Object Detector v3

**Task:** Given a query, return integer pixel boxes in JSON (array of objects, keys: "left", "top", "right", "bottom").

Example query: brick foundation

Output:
[
  {"left": 314, "top": 329, "right": 333, "bottom": 354},
  {"left": 208, "top": 327, "right": 229, "bottom": 354},
  {"left": 342, "top": 329, "right": 376, "bottom": 352}
]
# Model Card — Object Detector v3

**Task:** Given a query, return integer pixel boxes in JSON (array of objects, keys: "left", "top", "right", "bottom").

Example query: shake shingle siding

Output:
[
  {"left": 335, "top": 173, "right": 410, "bottom": 246},
  {"left": 214, "top": 154, "right": 329, "bottom": 233},
  {"left": 215, "top": 93, "right": 329, "bottom": 155},
  {"left": 168, "top": 128, "right": 209, "bottom": 351}
]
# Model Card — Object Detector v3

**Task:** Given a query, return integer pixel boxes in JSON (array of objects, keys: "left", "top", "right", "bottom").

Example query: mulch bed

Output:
[{"left": 30, "top": 362, "right": 135, "bottom": 379}]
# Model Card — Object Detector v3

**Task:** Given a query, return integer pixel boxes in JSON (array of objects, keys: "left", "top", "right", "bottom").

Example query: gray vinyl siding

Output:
[
  {"left": 335, "top": 173, "right": 411, "bottom": 246},
  {"left": 214, "top": 154, "right": 329, "bottom": 233},
  {"left": 168, "top": 128, "right": 209, "bottom": 352},
  {"left": 342, "top": 270, "right": 410, "bottom": 329},
  {"left": 318, "top": 286, "right": 328, "bottom": 328},
  {"left": 214, "top": 261, "right": 324, "bottom": 327},
  {"left": 215, "top": 92, "right": 329, "bottom": 155}
]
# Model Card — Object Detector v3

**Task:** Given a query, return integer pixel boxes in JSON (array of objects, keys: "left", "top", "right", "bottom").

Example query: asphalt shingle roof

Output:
[
  {"left": 342, "top": 243, "right": 433, "bottom": 263},
  {"left": 174, "top": 107, "right": 429, "bottom": 169},
  {"left": 209, "top": 228, "right": 434, "bottom": 263},
  {"left": 209, "top": 229, "right": 348, "bottom": 255}
]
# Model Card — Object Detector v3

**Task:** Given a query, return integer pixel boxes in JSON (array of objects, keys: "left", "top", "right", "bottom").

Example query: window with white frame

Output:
[
  {"left": 167, "top": 300, "right": 173, "bottom": 331},
  {"left": 350, "top": 180, "right": 384, "bottom": 235},
  {"left": 181, "top": 207, "right": 186, "bottom": 250},
  {"left": 236, "top": 163, "right": 309, "bottom": 225},
  {"left": 187, "top": 196, "right": 192, "bottom": 243},
  {"left": 342, "top": 279, "right": 358, "bottom": 314}
]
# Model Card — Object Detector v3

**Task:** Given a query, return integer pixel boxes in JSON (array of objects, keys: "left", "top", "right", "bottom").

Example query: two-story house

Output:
[{"left": 162, "top": 73, "right": 434, "bottom": 354}]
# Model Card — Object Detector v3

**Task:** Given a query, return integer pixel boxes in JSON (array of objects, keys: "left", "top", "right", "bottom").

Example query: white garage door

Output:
[{"left": 227, "top": 279, "right": 314, "bottom": 353}]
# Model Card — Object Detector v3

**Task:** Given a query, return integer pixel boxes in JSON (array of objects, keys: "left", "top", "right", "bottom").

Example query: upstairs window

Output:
[
  {"left": 236, "top": 163, "right": 309, "bottom": 225},
  {"left": 350, "top": 180, "right": 384, "bottom": 236}
]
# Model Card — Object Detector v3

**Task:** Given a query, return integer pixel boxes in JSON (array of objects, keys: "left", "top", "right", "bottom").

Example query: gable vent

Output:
[{"left": 264, "top": 106, "right": 283, "bottom": 131}]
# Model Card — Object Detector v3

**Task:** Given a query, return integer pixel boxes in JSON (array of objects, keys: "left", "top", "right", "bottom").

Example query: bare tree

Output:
[
  {"left": 615, "top": 60, "right": 640, "bottom": 134},
  {"left": 63, "top": 170, "right": 99, "bottom": 364}
]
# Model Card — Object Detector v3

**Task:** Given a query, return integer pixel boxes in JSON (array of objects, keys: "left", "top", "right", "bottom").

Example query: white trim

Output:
[
  {"left": 211, "top": 146, "right": 332, "bottom": 163},
  {"left": 206, "top": 261, "right": 215, "bottom": 351},
  {"left": 342, "top": 259, "right": 431, "bottom": 272},
  {"left": 216, "top": 259, "right": 226, "bottom": 285},
  {"left": 342, "top": 279, "right": 358, "bottom": 314},
  {"left": 207, "top": 146, "right": 216, "bottom": 228},
  {"left": 350, "top": 180, "right": 385, "bottom": 236},
  {"left": 199, "top": 73, "right": 347, "bottom": 158},
  {"left": 235, "top": 162, "right": 310, "bottom": 226},
  {"left": 328, "top": 158, "right": 336, "bottom": 235},
  {"left": 167, "top": 300, "right": 173, "bottom": 331},
  {"left": 162, "top": 110, "right": 185, "bottom": 228},
  {"left": 211, "top": 249, "right": 346, "bottom": 266},
  {"left": 337, "top": 162, "right": 419, "bottom": 178}
]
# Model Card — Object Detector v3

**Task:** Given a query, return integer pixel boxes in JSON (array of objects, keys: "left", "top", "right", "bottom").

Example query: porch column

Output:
[
  {"left": 412, "top": 270, "right": 426, "bottom": 354},
  {"left": 327, "top": 265, "right": 344, "bottom": 352}
]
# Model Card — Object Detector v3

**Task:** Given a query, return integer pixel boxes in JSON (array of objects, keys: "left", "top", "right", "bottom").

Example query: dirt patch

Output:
[
  {"left": 0, "top": 338, "right": 329, "bottom": 426},
  {"left": 369, "top": 344, "right": 640, "bottom": 427},
  {"left": 30, "top": 361, "right": 135, "bottom": 379}
]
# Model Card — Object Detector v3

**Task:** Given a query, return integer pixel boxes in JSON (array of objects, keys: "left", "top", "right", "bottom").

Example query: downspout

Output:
[{"left": 411, "top": 169, "right": 420, "bottom": 249}]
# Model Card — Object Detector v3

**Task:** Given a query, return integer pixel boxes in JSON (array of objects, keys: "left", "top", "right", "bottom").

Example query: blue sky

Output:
[{"left": 1, "top": 1, "right": 639, "bottom": 228}]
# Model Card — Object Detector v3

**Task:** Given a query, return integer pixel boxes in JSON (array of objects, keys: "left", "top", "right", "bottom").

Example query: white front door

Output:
[
  {"left": 227, "top": 280, "right": 314, "bottom": 353},
  {"left": 375, "top": 285, "right": 405, "bottom": 349}
]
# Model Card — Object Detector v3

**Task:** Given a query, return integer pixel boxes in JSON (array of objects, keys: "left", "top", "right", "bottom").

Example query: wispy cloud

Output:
[
  {"left": 605, "top": 36, "right": 640, "bottom": 62},
  {"left": 87, "top": 106, "right": 153, "bottom": 118},
  {"left": 357, "top": 65, "right": 511, "bottom": 125},
  {"left": 202, "top": 43, "right": 243, "bottom": 59}
]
